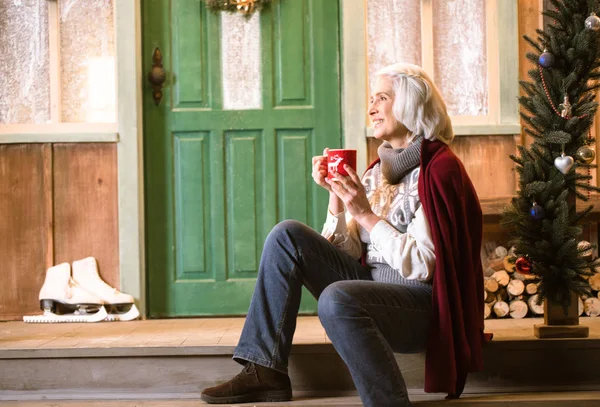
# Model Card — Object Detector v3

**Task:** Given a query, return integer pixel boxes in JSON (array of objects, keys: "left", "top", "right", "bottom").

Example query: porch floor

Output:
[
  {"left": 0, "top": 316, "right": 600, "bottom": 351},
  {"left": 1, "top": 316, "right": 600, "bottom": 352}
]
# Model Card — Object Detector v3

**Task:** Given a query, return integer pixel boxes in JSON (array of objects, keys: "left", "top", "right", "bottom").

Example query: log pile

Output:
[{"left": 481, "top": 241, "right": 600, "bottom": 319}]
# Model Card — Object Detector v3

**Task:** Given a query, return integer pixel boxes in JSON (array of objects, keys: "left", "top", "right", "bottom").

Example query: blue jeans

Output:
[{"left": 233, "top": 220, "right": 432, "bottom": 407}]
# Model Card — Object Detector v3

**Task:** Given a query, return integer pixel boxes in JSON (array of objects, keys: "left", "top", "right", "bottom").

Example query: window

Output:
[
  {"left": 0, "top": 0, "right": 116, "bottom": 134},
  {"left": 366, "top": 0, "right": 520, "bottom": 135}
]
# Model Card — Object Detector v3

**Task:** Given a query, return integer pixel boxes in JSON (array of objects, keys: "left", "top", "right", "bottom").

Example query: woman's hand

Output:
[
  {"left": 326, "top": 165, "right": 381, "bottom": 232},
  {"left": 312, "top": 148, "right": 345, "bottom": 214},
  {"left": 311, "top": 148, "right": 331, "bottom": 192}
]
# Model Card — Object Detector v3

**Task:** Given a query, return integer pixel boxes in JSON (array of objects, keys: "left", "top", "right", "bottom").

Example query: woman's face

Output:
[{"left": 368, "top": 76, "right": 409, "bottom": 147}]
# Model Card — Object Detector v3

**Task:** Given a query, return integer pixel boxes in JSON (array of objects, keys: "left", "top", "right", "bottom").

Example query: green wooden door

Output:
[{"left": 143, "top": 0, "right": 342, "bottom": 316}]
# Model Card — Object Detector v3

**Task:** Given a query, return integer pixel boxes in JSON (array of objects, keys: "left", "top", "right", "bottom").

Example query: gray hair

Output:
[{"left": 375, "top": 63, "right": 454, "bottom": 144}]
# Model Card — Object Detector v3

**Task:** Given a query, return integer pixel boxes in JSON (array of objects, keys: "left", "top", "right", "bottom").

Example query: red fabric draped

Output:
[
  {"left": 366, "top": 139, "right": 490, "bottom": 398},
  {"left": 418, "top": 139, "right": 490, "bottom": 397}
]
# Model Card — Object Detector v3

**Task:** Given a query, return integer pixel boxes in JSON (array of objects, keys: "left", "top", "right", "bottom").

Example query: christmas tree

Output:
[{"left": 502, "top": 0, "right": 600, "bottom": 308}]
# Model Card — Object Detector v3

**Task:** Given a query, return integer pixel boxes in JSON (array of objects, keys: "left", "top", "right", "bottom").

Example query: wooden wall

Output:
[{"left": 0, "top": 144, "right": 118, "bottom": 320}]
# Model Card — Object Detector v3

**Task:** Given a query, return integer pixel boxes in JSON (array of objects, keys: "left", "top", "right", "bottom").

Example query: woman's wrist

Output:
[
  {"left": 328, "top": 192, "right": 344, "bottom": 215},
  {"left": 353, "top": 211, "right": 380, "bottom": 233}
]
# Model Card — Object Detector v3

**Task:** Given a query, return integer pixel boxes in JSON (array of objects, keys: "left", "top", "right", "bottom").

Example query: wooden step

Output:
[
  {"left": 2, "top": 392, "right": 600, "bottom": 406},
  {"left": 2, "top": 317, "right": 600, "bottom": 401},
  {"left": 3, "top": 340, "right": 600, "bottom": 399}
]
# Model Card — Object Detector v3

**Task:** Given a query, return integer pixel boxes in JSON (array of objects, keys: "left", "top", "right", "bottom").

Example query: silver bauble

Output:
[
  {"left": 586, "top": 13, "right": 600, "bottom": 31},
  {"left": 576, "top": 146, "right": 596, "bottom": 164},
  {"left": 554, "top": 153, "right": 574, "bottom": 174}
]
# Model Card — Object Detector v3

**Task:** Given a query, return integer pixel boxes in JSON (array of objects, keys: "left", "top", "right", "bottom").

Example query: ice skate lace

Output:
[{"left": 65, "top": 279, "right": 78, "bottom": 298}]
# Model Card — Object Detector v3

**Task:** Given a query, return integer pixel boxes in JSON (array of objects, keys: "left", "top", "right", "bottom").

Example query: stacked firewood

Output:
[{"left": 481, "top": 242, "right": 600, "bottom": 319}]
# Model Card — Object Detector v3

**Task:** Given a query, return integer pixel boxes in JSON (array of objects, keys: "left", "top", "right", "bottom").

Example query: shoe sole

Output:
[{"left": 200, "top": 389, "right": 292, "bottom": 404}]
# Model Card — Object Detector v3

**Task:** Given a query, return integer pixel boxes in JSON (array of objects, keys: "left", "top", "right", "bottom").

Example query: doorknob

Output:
[{"left": 148, "top": 47, "right": 166, "bottom": 106}]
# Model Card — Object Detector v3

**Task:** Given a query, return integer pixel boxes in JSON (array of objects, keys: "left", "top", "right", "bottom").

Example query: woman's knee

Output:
[
  {"left": 265, "top": 220, "right": 318, "bottom": 254},
  {"left": 261, "top": 220, "right": 312, "bottom": 271},
  {"left": 318, "top": 282, "right": 362, "bottom": 325},
  {"left": 267, "top": 220, "right": 307, "bottom": 242}
]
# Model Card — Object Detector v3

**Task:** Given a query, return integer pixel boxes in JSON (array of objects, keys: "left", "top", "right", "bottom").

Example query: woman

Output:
[{"left": 201, "top": 63, "right": 487, "bottom": 406}]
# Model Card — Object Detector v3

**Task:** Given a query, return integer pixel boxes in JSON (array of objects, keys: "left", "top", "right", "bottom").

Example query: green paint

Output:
[
  {"left": 278, "top": 131, "right": 310, "bottom": 224},
  {"left": 174, "top": 133, "right": 208, "bottom": 279},
  {"left": 226, "top": 131, "right": 260, "bottom": 277},
  {"left": 275, "top": 0, "right": 309, "bottom": 103},
  {"left": 143, "top": 0, "right": 341, "bottom": 316},
  {"left": 172, "top": 0, "right": 209, "bottom": 107}
]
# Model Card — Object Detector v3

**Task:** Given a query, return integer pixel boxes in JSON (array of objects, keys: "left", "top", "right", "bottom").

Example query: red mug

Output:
[{"left": 327, "top": 149, "right": 357, "bottom": 179}]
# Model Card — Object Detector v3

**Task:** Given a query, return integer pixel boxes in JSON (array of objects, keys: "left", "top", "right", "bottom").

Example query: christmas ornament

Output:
[
  {"left": 585, "top": 12, "right": 600, "bottom": 31},
  {"left": 558, "top": 95, "right": 572, "bottom": 118},
  {"left": 538, "top": 49, "right": 555, "bottom": 68},
  {"left": 530, "top": 202, "right": 546, "bottom": 220},
  {"left": 204, "top": 0, "right": 269, "bottom": 15},
  {"left": 576, "top": 145, "right": 596, "bottom": 164},
  {"left": 232, "top": 0, "right": 257, "bottom": 14},
  {"left": 515, "top": 257, "right": 532, "bottom": 275},
  {"left": 578, "top": 240, "right": 594, "bottom": 258},
  {"left": 554, "top": 153, "right": 574, "bottom": 174}
]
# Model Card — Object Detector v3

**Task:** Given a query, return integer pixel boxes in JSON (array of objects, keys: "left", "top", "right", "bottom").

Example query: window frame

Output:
[
  {"left": 0, "top": 0, "right": 118, "bottom": 142},
  {"left": 365, "top": 0, "right": 520, "bottom": 137}
]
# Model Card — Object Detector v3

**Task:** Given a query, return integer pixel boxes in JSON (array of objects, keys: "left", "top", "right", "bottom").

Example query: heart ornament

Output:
[{"left": 554, "top": 153, "right": 574, "bottom": 174}]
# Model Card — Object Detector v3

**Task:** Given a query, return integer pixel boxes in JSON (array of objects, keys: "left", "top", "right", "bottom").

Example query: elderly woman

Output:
[{"left": 201, "top": 63, "right": 487, "bottom": 406}]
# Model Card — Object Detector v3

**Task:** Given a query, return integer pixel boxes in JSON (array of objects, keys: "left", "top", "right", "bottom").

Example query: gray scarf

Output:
[{"left": 377, "top": 136, "right": 423, "bottom": 184}]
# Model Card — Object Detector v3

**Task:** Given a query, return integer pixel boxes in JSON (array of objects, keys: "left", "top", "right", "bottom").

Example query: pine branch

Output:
[
  {"left": 524, "top": 128, "right": 543, "bottom": 140},
  {"left": 520, "top": 81, "right": 538, "bottom": 96},
  {"left": 570, "top": 187, "right": 589, "bottom": 201},
  {"left": 575, "top": 182, "right": 600, "bottom": 192},
  {"left": 524, "top": 35, "right": 544, "bottom": 53},
  {"left": 524, "top": 181, "right": 549, "bottom": 197},
  {"left": 536, "top": 28, "right": 553, "bottom": 47},
  {"left": 546, "top": 130, "right": 573, "bottom": 144},
  {"left": 520, "top": 113, "right": 545, "bottom": 134},
  {"left": 509, "top": 154, "right": 524, "bottom": 166},
  {"left": 574, "top": 205, "right": 594, "bottom": 222},
  {"left": 571, "top": 172, "right": 593, "bottom": 181}
]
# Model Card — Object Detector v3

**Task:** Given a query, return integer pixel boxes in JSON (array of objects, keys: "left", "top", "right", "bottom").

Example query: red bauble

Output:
[{"left": 515, "top": 256, "right": 532, "bottom": 275}]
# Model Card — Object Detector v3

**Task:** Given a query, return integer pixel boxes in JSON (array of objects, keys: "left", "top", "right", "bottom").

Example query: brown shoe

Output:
[{"left": 201, "top": 362, "right": 292, "bottom": 404}]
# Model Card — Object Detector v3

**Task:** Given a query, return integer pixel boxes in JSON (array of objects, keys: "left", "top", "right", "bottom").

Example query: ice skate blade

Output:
[
  {"left": 105, "top": 304, "right": 140, "bottom": 322},
  {"left": 23, "top": 306, "right": 108, "bottom": 323}
]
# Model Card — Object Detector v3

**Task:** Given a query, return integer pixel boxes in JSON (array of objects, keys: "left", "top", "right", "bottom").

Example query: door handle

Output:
[{"left": 148, "top": 47, "right": 166, "bottom": 106}]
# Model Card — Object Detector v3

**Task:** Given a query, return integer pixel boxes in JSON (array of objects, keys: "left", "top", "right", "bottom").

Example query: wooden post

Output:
[{"left": 534, "top": 292, "right": 589, "bottom": 338}]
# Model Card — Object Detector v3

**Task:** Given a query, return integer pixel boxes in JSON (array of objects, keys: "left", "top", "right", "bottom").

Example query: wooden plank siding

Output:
[
  {"left": 0, "top": 145, "right": 52, "bottom": 320},
  {"left": 0, "top": 144, "right": 118, "bottom": 320},
  {"left": 53, "top": 144, "right": 120, "bottom": 292}
]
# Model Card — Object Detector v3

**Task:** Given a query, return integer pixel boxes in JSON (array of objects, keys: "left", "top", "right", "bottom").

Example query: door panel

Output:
[
  {"left": 174, "top": 132, "right": 209, "bottom": 280},
  {"left": 143, "top": 0, "right": 341, "bottom": 316}
]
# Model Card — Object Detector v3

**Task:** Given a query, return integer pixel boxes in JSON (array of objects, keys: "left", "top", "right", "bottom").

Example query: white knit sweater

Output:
[{"left": 321, "top": 162, "right": 436, "bottom": 282}]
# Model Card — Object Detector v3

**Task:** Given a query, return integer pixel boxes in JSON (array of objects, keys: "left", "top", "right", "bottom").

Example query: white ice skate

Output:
[
  {"left": 23, "top": 263, "right": 108, "bottom": 323},
  {"left": 72, "top": 257, "right": 140, "bottom": 322}
]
